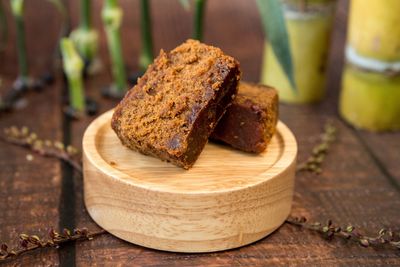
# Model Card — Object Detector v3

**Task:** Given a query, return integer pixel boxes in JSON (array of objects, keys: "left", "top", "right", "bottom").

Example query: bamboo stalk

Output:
[
  {"left": 102, "top": 0, "right": 127, "bottom": 94},
  {"left": 348, "top": 0, "right": 400, "bottom": 62},
  {"left": 193, "top": 0, "right": 206, "bottom": 41},
  {"left": 60, "top": 38, "right": 85, "bottom": 112},
  {"left": 339, "top": 0, "right": 400, "bottom": 131},
  {"left": 340, "top": 66, "right": 400, "bottom": 131},
  {"left": 139, "top": 0, "right": 153, "bottom": 71},
  {"left": 10, "top": 0, "right": 28, "bottom": 83},
  {"left": 260, "top": 0, "right": 336, "bottom": 103}
]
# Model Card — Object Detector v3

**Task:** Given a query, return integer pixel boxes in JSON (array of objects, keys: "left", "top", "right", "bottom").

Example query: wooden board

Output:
[{"left": 82, "top": 110, "right": 297, "bottom": 252}]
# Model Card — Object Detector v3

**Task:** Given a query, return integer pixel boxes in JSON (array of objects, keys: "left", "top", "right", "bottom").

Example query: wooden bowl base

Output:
[{"left": 83, "top": 110, "right": 297, "bottom": 252}]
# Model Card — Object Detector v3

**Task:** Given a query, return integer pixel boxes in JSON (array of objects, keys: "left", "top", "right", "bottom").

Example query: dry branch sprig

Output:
[
  {"left": 296, "top": 122, "right": 337, "bottom": 174},
  {"left": 286, "top": 216, "right": 400, "bottom": 250},
  {"left": 0, "top": 228, "right": 106, "bottom": 261},
  {"left": 0, "top": 126, "right": 82, "bottom": 173}
]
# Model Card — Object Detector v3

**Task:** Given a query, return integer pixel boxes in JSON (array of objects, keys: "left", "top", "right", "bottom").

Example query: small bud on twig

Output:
[
  {"left": 0, "top": 126, "right": 82, "bottom": 173},
  {"left": 297, "top": 122, "right": 337, "bottom": 174},
  {"left": 0, "top": 228, "right": 106, "bottom": 261},
  {"left": 286, "top": 216, "right": 400, "bottom": 251}
]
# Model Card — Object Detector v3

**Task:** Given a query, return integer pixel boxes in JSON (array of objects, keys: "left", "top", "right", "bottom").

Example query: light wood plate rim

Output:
[{"left": 83, "top": 109, "right": 297, "bottom": 195}]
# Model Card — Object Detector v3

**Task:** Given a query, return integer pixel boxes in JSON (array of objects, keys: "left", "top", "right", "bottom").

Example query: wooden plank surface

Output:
[
  {"left": 357, "top": 131, "right": 400, "bottom": 188},
  {"left": 0, "top": 1, "right": 63, "bottom": 266},
  {"left": 0, "top": 0, "right": 399, "bottom": 266}
]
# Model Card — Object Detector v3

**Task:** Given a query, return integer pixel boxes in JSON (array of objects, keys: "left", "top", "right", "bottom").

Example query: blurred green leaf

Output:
[
  {"left": 179, "top": 0, "right": 191, "bottom": 11},
  {"left": 256, "top": 0, "right": 296, "bottom": 91}
]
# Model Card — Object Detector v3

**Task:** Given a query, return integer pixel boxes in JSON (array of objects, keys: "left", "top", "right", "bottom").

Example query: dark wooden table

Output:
[{"left": 1, "top": 0, "right": 399, "bottom": 266}]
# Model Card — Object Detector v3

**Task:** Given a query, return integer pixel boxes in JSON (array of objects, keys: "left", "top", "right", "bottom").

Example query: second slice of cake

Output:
[
  {"left": 211, "top": 82, "right": 278, "bottom": 153},
  {"left": 111, "top": 39, "right": 241, "bottom": 169}
]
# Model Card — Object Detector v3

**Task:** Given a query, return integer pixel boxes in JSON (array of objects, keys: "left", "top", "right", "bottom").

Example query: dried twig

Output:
[
  {"left": 0, "top": 126, "right": 82, "bottom": 173},
  {"left": 286, "top": 216, "right": 400, "bottom": 250},
  {"left": 296, "top": 122, "right": 337, "bottom": 174},
  {"left": 0, "top": 228, "right": 106, "bottom": 261}
]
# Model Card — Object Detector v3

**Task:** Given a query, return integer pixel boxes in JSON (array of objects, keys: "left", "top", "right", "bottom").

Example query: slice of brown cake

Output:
[
  {"left": 111, "top": 39, "right": 241, "bottom": 169},
  {"left": 211, "top": 82, "right": 278, "bottom": 153}
]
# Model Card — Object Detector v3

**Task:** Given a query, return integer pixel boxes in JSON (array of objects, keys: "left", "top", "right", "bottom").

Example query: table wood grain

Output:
[{"left": 1, "top": 0, "right": 399, "bottom": 266}]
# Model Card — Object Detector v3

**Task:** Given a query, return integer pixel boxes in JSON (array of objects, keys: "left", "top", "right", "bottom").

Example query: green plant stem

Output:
[
  {"left": 0, "top": 1, "right": 7, "bottom": 52},
  {"left": 108, "top": 27, "right": 126, "bottom": 92},
  {"left": 178, "top": 0, "right": 190, "bottom": 10},
  {"left": 47, "top": 0, "right": 67, "bottom": 18},
  {"left": 193, "top": 0, "right": 206, "bottom": 41},
  {"left": 104, "top": 0, "right": 118, "bottom": 7},
  {"left": 139, "top": 0, "right": 153, "bottom": 71},
  {"left": 11, "top": 0, "right": 28, "bottom": 82},
  {"left": 70, "top": 0, "right": 98, "bottom": 62},
  {"left": 67, "top": 75, "right": 85, "bottom": 112},
  {"left": 102, "top": 0, "right": 127, "bottom": 93},
  {"left": 60, "top": 38, "right": 85, "bottom": 112},
  {"left": 60, "top": 0, "right": 71, "bottom": 37},
  {"left": 47, "top": 0, "right": 70, "bottom": 66},
  {"left": 81, "top": 0, "right": 91, "bottom": 30},
  {"left": 15, "top": 16, "right": 28, "bottom": 81}
]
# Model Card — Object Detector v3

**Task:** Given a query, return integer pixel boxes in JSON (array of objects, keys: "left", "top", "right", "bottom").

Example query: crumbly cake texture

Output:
[
  {"left": 211, "top": 82, "right": 278, "bottom": 153},
  {"left": 111, "top": 39, "right": 241, "bottom": 169}
]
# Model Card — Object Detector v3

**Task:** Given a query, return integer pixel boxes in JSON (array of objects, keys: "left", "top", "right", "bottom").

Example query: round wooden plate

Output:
[{"left": 83, "top": 110, "right": 297, "bottom": 253}]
